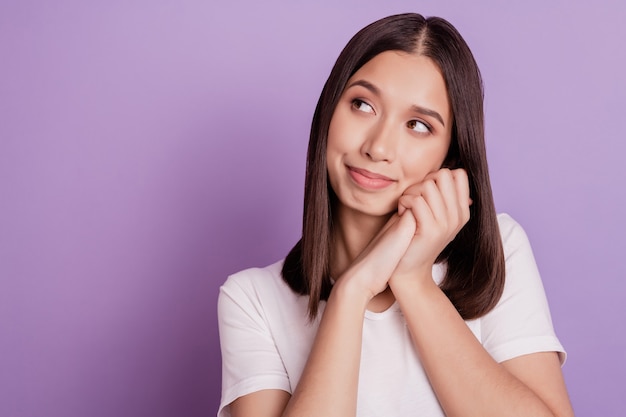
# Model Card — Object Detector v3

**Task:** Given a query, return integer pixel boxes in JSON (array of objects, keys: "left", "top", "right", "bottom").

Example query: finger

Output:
[
  {"left": 419, "top": 178, "right": 448, "bottom": 226},
  {"left": 412, "top": 195, "right": 437, "bottom": 235},
  {"left": 399, "top": 169, "right": 467, "bottom": 232},
  {"left": 451, "top": 169, "right": 471, "bottom": 206},
  {"left": 398, "top": 194, "right": 436, "bottom": 235},
  {"left": 431, "top": 169, "right": 459, "bottom": 224},
  {"left": 371, "top": 214, "right": 401, "bottom": 244},
  {"left": 398, "top": 184, "right": 423, "bottom": 215},
  {"left": 367, "top": 212, "right": 408, "bottom": 250},
  {"left": 397, "top": 207, "right": 417, "bottom": 237},
  {"left": 367, "top": 211, "right": 416, "bottom": 263}
]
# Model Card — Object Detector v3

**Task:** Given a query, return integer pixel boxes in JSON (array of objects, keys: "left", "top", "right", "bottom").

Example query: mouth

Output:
[{"left": 347, "top": 166, "right": 396, "bottom": 190}]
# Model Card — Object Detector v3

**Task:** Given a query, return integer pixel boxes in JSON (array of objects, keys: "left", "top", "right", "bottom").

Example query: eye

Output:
[
  {"left": 407, "top": 119, "right": 431, "bottom": 134},
  {"left": 351, "top": 99, "right": 375, "bottom": 114}
]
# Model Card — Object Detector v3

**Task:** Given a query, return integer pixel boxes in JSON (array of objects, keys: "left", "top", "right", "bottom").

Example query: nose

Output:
[{"left": 361, "top": 119, "right": 396, "bottom": 162}]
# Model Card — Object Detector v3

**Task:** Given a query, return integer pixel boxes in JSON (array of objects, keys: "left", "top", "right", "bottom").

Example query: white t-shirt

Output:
[{"left": 217, "top": 213, "right": 565, "bottom": 417}]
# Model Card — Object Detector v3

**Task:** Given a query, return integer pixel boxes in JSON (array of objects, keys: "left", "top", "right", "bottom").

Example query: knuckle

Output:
[
  {"left": 423, "top": 179, "right": 437, "bottom": 191},
  {"left": 403, "top": 184, "right": 421, "bottom": 195},
  {"left": 436, "top": 167, "right": 450, "bottom": 176}
]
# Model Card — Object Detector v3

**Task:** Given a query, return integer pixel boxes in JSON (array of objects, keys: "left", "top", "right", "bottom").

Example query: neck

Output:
[{"left": 331, "top": 205, "right": 392, "bottom": 278}]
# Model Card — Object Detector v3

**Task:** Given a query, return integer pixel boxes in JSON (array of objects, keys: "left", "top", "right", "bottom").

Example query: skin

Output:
[{"left": 229, "top": 51, "right": 574, "bottom": 417}]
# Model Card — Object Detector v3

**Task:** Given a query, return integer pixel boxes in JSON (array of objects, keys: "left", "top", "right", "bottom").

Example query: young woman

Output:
[{"left": 218, "top": 13, "right": 574, "bottom": 417}]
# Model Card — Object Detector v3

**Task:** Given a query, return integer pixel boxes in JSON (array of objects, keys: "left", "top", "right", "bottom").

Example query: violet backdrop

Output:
[{"left": 1, "top": 0, "right": 624, "bottom": 416}]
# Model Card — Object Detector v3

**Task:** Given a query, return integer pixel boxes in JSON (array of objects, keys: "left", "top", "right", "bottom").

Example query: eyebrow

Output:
[{"left": 346, "top": 79, "right": 446, "bottom": 128}]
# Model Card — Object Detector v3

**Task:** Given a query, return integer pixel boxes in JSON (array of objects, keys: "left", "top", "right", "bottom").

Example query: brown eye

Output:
[
  {"left": 352, "top": 99, "right": 374, "bottom": 114},
  {"left": 407, "top": 120, "right": 430, "bottom": 134}
]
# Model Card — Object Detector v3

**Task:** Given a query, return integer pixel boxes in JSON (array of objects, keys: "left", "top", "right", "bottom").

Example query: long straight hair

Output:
[{"left": 282, "top": 13, "right": 505, "bottom": 321}]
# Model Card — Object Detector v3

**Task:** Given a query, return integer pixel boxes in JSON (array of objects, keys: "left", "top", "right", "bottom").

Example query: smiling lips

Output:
[{"left": 347, "top": 166, "right": 396, "bottom": 190}]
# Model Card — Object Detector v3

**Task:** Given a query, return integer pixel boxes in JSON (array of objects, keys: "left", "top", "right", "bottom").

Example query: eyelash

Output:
[
  {"left": 351, "top": 98, "right": 433, "bottom": 135},
  {"left": 351, "top": 99, "right": 374, "bottom": 114},
  {"left": 407, "top": 119, "right": 432, "bottom": 134}
]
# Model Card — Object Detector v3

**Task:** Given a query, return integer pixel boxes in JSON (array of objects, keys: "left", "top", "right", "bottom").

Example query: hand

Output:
[
  {"left": 391, "top": 168, "right": 471, "bottom": 283},
  {"left": 337, "top": 211, "right": 416, "bottom": 302}
]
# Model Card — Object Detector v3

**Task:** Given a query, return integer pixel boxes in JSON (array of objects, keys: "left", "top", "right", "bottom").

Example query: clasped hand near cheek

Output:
[
  {"left": 392, "top": 168, "right": 471, "bottom": 284},
  {"left": 337, "top": 168, "right": 471, "bottom": 302}
]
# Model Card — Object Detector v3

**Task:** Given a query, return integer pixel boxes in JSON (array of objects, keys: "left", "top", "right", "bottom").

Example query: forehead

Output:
[{"left": 347, "top": 51, "right": 451, "bottom": 122}]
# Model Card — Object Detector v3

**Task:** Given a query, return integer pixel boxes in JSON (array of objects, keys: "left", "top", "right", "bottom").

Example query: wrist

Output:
[
  {"left": 331, "top": 274, "right": 372, "bottom": 311},
  {"left": 389, "top": 268, "right": 439, "bottom": 297}
]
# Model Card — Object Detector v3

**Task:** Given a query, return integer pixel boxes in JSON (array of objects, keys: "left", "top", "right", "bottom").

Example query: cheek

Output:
[
  {"left": 326, "top": 106, "right": 363, "bottom": 154},
  {"left": 326, "top": 121, "right": 342, "bottom": 181},
  {"left": 401, "top": 145, "right": 450, "bottom": 180},
  {"left": 326, "top": 120, "right": 337, "bottom": 159},
  {"left": 403, "top": 163, "right": 432, "bottom": 183}
]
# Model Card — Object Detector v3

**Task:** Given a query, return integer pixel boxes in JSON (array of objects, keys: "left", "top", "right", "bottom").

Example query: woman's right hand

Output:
[{"left": 336, "top": 210, "right": 418, "bottom": 302}]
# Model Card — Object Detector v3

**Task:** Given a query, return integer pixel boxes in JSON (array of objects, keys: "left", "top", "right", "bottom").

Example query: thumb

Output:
[{"left": 396, "top": 208, "right": 417, "bottom": 240}]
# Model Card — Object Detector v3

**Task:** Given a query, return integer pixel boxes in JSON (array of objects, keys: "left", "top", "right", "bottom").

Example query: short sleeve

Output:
[
  {"left": 217, "top": 271, "right": 291, "bottom": 417},
  {"left": 480, "top": 214, "right": 566, "bottom": 365}
]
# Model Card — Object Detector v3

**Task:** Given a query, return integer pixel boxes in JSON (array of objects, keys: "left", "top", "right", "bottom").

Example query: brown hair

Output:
[{"left": 282, "top": 13, "right": 505, "bottom": 320}]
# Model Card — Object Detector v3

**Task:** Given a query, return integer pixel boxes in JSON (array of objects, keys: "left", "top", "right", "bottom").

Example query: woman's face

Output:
[{"left": 327, "top": 50, "right": 453, "bottom": 218}]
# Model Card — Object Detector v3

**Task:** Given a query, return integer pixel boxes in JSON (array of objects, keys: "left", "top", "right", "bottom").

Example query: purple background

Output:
[{"left": 1, "top": 1, "right": 624, "bottom": 416}]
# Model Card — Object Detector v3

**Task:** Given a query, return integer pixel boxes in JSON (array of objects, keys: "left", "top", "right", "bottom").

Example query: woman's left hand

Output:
[{"left": 391, "top": 168, "right": 471, "bottom": 283}]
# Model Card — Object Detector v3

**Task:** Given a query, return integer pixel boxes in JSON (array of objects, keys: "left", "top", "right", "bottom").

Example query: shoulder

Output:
[
  {"left": 219, "top": 260, "right": 288, "bottom": 310},
  {"left": 495, "top": 213, "right": 542, "bottom": 285},
  {"left": 221, "top": 259, "right": 285, "bottom": 293},
  {"left": 482, "top": 214, "right": 565, "bottom": 363},
  {"left": 217, "top": 260, "right": 299, "bottom": 414},
  {"left": 496, "top": 213, "right": 533, "bottom": 260},
  {"left": 218, "top": 259, "right": 308, "bottom": 323},
  {"left": 496, "top": 213, "right": 527, "bottom": 243},
  {"left": 493, "top": 214, "right": 554, "bottom": 326}
]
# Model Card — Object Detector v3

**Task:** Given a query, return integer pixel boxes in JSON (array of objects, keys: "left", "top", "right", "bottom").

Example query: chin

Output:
[
  {"left": 332, "top": 185, "right": 398, "bottom": 219},
  {"left": 345, "top": 199, "right": 397, "bottom": 218}
]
